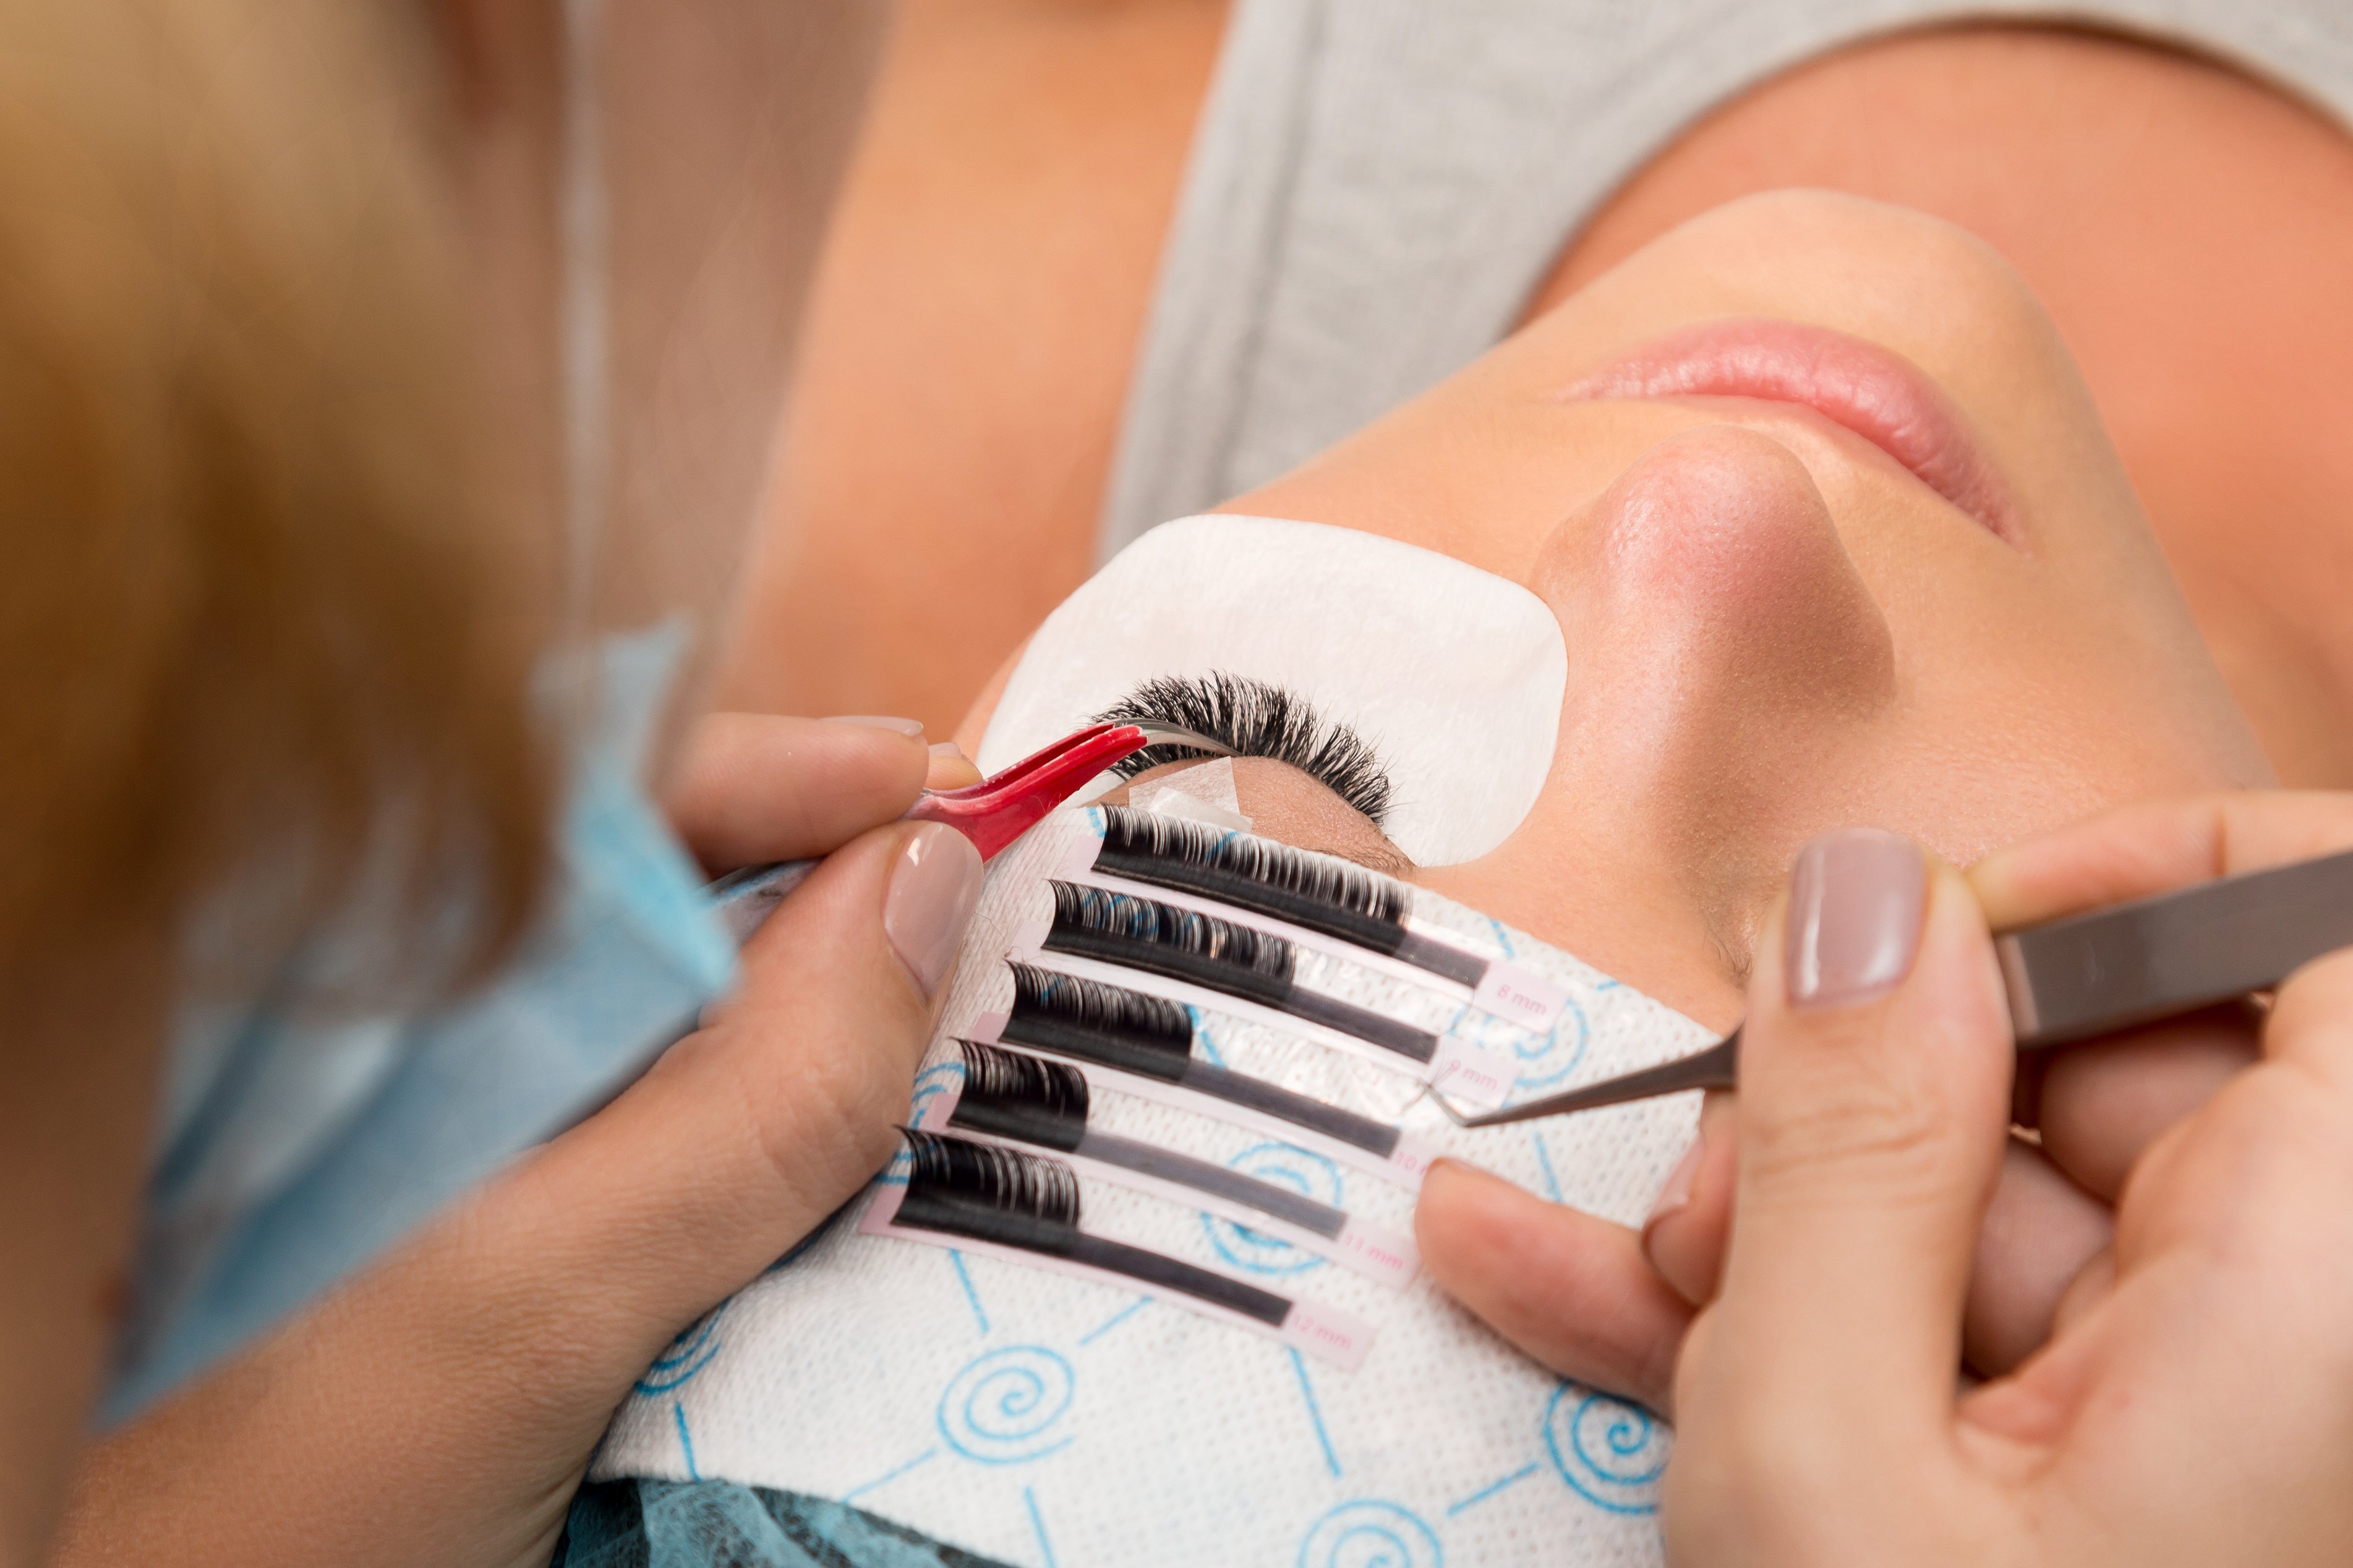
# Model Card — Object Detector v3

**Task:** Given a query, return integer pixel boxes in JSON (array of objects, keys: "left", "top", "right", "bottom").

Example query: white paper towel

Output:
[
  {"left": 596, "top": 809, "right": 1708, "bottom": 1567},
  {"left": 979, "top": 516, "right": 1567, "bottom": 867}
]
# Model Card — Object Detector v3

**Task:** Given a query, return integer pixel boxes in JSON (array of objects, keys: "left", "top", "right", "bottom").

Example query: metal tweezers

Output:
[{"left": 1437, "top": 846, "right": 2353, "bottom": 1128}]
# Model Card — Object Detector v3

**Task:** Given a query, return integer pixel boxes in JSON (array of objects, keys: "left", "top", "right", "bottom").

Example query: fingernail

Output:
[
  {"left": 928, "top": 741, "right": 967, "bottom": 759},
  {"left": 884, "top": 824, "right": 984, "bottom": 1000},
  {"left": 1785, "top": 827, "right": 1926, "bottom": 1010},
  {"left": 1644, "top": 1135, "right": 1703, "bottom": 1234},
  {"left": 826, "top": 714, "right": 925, "bottom": 737}
]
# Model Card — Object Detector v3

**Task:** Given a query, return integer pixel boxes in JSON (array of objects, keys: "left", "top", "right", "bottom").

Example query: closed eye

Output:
[{"left": 1093, "top": 671, "right": 1394, "bottom": 827}]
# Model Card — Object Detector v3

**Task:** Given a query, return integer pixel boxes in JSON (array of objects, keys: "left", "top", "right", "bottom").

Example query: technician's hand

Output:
[
  {"left": 51, "top": 713, "right": 985, "bottom": 1568},
  {"left": 1665, "top": 806, "right": 2353, "bottom": 1565},
  {"left": 1417, "top": 798, "right": 2276, "bottom": 1408}
]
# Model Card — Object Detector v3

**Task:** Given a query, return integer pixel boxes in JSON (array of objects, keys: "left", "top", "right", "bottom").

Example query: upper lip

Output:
[{"left": 1560, "top": 318, "right": 2022, "bottom": 545}]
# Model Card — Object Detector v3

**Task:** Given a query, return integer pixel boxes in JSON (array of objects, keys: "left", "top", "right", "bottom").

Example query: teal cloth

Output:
[{"left": 556, "top": 1480, "right": 1011, "bottom": 1568}]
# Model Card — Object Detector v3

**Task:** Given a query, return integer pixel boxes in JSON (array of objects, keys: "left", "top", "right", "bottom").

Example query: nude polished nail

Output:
[
  {"left": 1785, "top": 827, "right": 1926, "bottom": 1010},
  {"left": 885, "top": 824, "right": 984, "bottom": 1000},
  {"left": 1644, "top": 1135, "right": 1704, "bottom": 1231},
  {"left": 826, "top": 714, "right": 926, "bottom": 736}
]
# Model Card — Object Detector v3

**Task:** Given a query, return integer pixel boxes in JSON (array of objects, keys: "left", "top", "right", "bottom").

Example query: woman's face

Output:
[{"left": 981, "top": 191, "right": 2268, "bottom": 1029}]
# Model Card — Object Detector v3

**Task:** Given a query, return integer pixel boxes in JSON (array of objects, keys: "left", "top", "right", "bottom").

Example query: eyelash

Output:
[{"left": 1093, "top": 671, "right": 1394, "bottom": 826}]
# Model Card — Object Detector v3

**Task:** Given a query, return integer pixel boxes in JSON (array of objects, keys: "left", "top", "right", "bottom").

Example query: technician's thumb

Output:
[
  {"left": 1680, "top": 829, "right": 2012, "bottom": 1459},
  {"left": 539, "top": 820, "right": 982, "bottom": 1345}
]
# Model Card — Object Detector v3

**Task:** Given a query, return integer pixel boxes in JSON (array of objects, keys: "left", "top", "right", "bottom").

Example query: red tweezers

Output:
[{"left": 708, "top": 721, "right": 1226, "bottom": 943}]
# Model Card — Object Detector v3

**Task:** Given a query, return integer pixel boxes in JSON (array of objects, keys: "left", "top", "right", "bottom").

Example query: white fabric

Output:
[
  {"left": 595, "top": 807, "right": 1708, "bottom": 1567},
  {"left": 980, "top": 515, "right": 1567, "bottom": 867}
]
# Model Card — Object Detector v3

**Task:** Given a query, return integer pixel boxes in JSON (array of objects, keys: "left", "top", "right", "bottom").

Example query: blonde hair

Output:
[{"left": 0, "top": 1, "right": 553, "bottom": 997}]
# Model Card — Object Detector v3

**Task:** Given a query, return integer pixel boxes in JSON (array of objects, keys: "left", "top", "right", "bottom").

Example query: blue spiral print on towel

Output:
[
  {"left": 935, "top": 1345, "right": 1076, "bottom": 1465},
  {"left": 1201, "top": 1143, "right": 1341, "bottom": 1276},
  {"left": 1503, "top": 992, "right": 1589, "bottom": 1093},
  {"left": 634, "top": 1303, "right": 727, "bottom": 1395},
  {"left": 1295, "top": 1499, "right": 1443, "bottom": 1568},
  {"left": 1544, "top": 1385, "right": 1667, "bottom": 1515},
  {"left": 881, "top": 1061, "right": 969, "bottom": 1187}
]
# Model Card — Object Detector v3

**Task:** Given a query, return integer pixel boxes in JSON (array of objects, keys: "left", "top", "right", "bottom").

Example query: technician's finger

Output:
[
  {"left": 1689, "top": 830, "right": 2012, "bottom": 1448},
  {"left": 1657, "top": 1108, "right": 2122, "bottom": 1376},
  {"left": 665, "top": 712, "right": 932, "bottom": 871},
  {"left": 1970, "top": 790, "right": 2353, "bottom": 930},
  {"left": 1639, "top": 1091, "right": 1736, "bottom": 1306},
  {"left": 1417, "top": 1161, "right": 1693, "bottom": 1415},
  {"left": 2030, "top": 1002, "right": 2258, "bottom": 1199},
  {"left": 1961, "top": 1139, "right": 2112, "bottom": 1376},
  {"left": 515, "top": 820, "right": 983, "bottom": 1352}
]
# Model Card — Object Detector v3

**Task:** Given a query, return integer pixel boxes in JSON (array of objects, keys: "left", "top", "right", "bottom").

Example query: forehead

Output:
[{"left": 978, "top": 515, "right": 1566, "bottom": 866}]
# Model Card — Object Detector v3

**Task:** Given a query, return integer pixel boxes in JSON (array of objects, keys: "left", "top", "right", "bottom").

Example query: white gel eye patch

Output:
[
  {"left": 594, "top": 811, "right": 1707, "bottom": 1568},
  {"left": 978, "top": 515, "right": 1568, "bottom": 866}
]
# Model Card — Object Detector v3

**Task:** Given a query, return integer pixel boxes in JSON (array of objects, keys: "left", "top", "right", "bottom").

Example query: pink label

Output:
[
  {"left": 1428, "top": 1037, "right": 1515, "bottom": 1110},
  {"left": 1335, "top": 1221, "right": 1419, "bottom": 1287},
  {"left": 1472, "top": 962, "right": 1569, "bottom": 1030},
  {"left": 1279, "top": 1302, "right": 1373, "bottom": 1371},
  {"left": 1386, "top": 1135, "right": 1442, "bottom": 1183}
]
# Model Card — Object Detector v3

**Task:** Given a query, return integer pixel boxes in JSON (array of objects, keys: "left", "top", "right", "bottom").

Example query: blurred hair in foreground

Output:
[{"left": 0, "top": 0, "right": 555, "bottom": 1010}]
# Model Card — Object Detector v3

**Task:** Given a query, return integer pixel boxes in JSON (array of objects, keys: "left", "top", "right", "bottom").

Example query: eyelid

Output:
[{"left": 1093, "top": 671, "right": 1396, "bottom": 827}]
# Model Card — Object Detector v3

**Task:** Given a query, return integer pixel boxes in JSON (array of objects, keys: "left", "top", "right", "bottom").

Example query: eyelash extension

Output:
[
  {"left": 1092, "top": 806, "right": 1485, "bottom": 989},
  {"left": 894, "top": 1130, "right": 1292, "bottom": 1327},
  {"left": 951, "top": 1041, "right": 1349, "bottom": 1242},
  {"left": 1045, "top": 882, "right": 1438, "bottom": 1065},
  {"left": 1001, "top": 963, "right": 1407, "bottom": 1162},
  {"left": 1095, "top": 671, "right": 1394, "bottom": 827}
]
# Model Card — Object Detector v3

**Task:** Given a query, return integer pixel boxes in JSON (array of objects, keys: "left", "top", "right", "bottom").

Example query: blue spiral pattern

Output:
[
  {"left": 1295, "top": 1500, "right": 1443, "bottom": 1568},
  {"left": 1505, "top": 993, "right": 1589, "bottom": 1093},
  {"left": 1201, "top": 1143, "right": 1342, "bottom": 1276},
  {"left": 880, "top": 1061, "right": 968, "bottom": 1187},
  {"left": 1544, "top": 1384, "right": 1668, "bottom": 1515},
  {"left": 935, "top": 1345, "right": 1077, "bottom": 1465},
  {"left": 634, "top": 1303, "right": 727, "bottom": 1394}
]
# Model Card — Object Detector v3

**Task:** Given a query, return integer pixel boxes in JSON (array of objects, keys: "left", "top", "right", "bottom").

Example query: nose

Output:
[
  {"left": 1427, "top": 426, "right": 1895, "bottom": 1002},
  {"left": 1540, "top": 423, "right": 1895, "bottom": 757}
]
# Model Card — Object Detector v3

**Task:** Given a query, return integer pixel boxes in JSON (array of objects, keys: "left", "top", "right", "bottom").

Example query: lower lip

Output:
[{"left": 1560, "top": 318, "right": 2022, "bottom": 544}]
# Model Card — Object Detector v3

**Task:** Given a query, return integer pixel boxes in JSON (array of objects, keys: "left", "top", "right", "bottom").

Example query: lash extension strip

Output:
[
  {"left": 995, "top": 963, "right": 1438, "bottom": 1186},
  {"left": 1025, "top": 884, "right": 1516, "bottom": 1107},
  {"left": 933, "top": 1041, "right": 1417, "bottom": 1287},
  {"left": 863, "top": 1131, "right": 1373, "bottom": 1370},
  {"left": 1044, "top": 882, "right": 1435, "bottom": 1059},
  {"left": 1075, "top": 806, "right": 1569, "bottom": 1031}
]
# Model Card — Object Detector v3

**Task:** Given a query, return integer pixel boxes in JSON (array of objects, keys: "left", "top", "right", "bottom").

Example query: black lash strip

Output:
[
  {"left": 1093, "top": 806, "right": 1488, "bottom": 988},
  {"left": 894, "top": 1130, "right": 1292, "bottom": 1326},
  {"left": 952, "top": 1039, "right": 1091, "bottom": 1153},
  {"left": 1098, "top": 805, "right": 1407, "bottom": 945},
  {"left": 1002, "top": 964, "right": 1404, "bottom": 1160},
  {"left": 900, "top": 1128, "right": 1081, "bottom": 1238},
  {"left": 1004, "top": 961, "right": 1195, "bottom": 1078},
  {"left": 952, "top": 1041, "right": 1347, "bottom": 1240},
  {"left": 1047, "top": 880, "right": 1295, "bottom": 1002},
  {"left": 1094, "top": 671, "right": 1394, "bottom": 827},
  {"left": 1046, "top": 883, "right": 1437, "bottom": 1064}
]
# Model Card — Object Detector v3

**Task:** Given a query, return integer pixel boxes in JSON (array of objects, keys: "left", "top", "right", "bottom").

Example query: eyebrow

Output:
[{"left": 1092, "top": 671, "right": 1395, "bottom": 826}]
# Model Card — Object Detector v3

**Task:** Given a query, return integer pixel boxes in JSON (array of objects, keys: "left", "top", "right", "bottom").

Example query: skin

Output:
[
  {"left": 17, "top": 6, "right": 990, "bottom": 1566},
  {"left": 11, "top": 11, "right": 2348, "bottom": 1568},
  {"left": 962, "top": 188, "right": 2273, "bottom": 1410},
  {"left": 50, "top": 718, "right": 978, "bottom": 1568},
  {"left": 728, "top": 14, "right": 2353, "bottom": 794},
  {"left": 1659, "top": 798, "right": 2353, "bottom": 1565}
]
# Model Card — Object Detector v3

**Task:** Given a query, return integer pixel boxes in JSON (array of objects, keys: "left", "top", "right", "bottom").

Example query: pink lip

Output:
[{"left": 1560, "top": 318, "right": 2022, "bottom": 544}]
